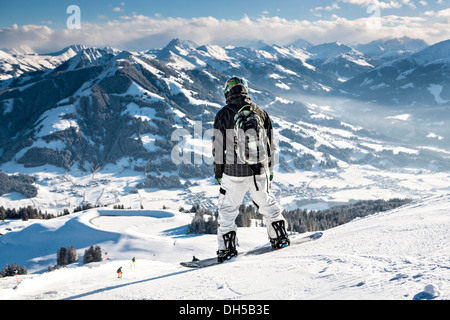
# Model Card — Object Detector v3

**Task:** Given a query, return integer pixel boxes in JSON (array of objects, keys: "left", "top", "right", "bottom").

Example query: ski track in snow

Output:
[{"left": 0, "top": 194, "right": 449, "bottom": 300}]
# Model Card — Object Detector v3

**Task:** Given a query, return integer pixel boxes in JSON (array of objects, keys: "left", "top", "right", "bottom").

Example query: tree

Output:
[
  {"left": 83, "top": 245, "right": 102, "bottom": 264},
  {"left": 57, "top": 247, "right": 69, "bottom": 266},
  {"left": 57, "top": 245, "right": 78, "bottom": 266},
  {"left": 68, "top": 245, "right": 78, "bottom": 264},
  {"left": 1, "top": 263, "right": 27, "bottom": 277}
]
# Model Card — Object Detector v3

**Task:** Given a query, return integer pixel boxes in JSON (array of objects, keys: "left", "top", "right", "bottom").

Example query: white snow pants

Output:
[{"left": 217, "top": 173, "right": 286, "bottom": 250}]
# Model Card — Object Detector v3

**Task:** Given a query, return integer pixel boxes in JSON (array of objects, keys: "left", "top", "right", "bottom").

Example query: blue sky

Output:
[
  {"left": 1, "top": 0, "right": 446, "bottom": 27},
  {"left": 1, "top": 0, "right": 352, "bottom": 27},
  {"left": 0, "top": 0, "right": 448, "bottom": 52}
]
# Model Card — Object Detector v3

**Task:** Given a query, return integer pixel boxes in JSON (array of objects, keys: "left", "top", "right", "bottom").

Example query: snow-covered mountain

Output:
[
  {"left": 288, "top": 38, "right": 313, "bottom": 50},
  {"left": 341, "top": 39, "right": 450, "bottom": 107},
  {"left": 0, "top": 45, "right": 85, "bottom": 81},
  {"left": 307, "top": 41, "right": 375, "bottom": 81},
  {"left": 0, "top": 193, "right": 448, "bottom": 300},
  {"left": 0, "top": 37, "right": 450, "bottom": 215},
  {"left": 355, "top": 36, "right": 429, "bottom": 60}
]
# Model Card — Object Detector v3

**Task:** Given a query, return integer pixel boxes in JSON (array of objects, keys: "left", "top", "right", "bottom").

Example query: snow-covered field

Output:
[
  {"left": 2, "top": 158, "right": 450, "bottom": 215},
  {"left": 1, "top": 193, "right": 448, "bottom": 300}
]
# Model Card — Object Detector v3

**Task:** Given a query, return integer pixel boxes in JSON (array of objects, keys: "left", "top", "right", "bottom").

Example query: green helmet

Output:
[{"left": 223, "top": 77, "right": 248, "bottom": 97}]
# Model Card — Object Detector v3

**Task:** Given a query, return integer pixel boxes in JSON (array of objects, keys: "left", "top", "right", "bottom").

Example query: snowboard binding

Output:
[
  {"left": 217, "top": 231, "right": 238, "bottom": 263},
  {"left": 270, "top": 220, "right": 290, "bottom": 249}
]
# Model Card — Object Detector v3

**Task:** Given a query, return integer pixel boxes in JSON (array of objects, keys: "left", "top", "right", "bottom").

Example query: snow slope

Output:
[{"left": 1, "top": 193, "right": 448, "bottom": 300}]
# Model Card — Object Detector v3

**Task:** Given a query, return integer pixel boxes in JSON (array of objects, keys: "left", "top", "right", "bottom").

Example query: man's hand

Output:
[{"left": 215, "top": 176, "right": 222, "bottom": 185}]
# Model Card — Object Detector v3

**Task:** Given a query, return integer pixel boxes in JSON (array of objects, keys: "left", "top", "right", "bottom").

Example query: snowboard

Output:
[{"left": 180, "top": 231, "right": 323, "bottom": 268}]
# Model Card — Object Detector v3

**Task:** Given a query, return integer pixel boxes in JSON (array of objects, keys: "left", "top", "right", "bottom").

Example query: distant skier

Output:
[
  {"left": 117, "top": 266, "right": 123, "bottom": 278},
  {"left": 14, "top": 267, "right": 19, "bottom": 284},
  {"left": 192, "top": 256, "right": 199, "bottom": 262},
  {"left": 212, "top": 77, "right": 290, "bottom": 263},
  {"left": 130, "top": 257, "right": 136, "bottom": 267}
]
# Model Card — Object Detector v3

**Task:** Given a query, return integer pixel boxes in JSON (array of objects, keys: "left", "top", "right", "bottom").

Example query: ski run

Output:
[{"left": 0, "top": 193, "right": 448, "bottom": 300}]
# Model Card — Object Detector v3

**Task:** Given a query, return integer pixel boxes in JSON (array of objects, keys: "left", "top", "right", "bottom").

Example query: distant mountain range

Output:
[
  {"left": 342, "top": 39, "right": 450, "bottom": 106},
  {"left": 0, "top": 36, "right": 449, "bottom": 210}
]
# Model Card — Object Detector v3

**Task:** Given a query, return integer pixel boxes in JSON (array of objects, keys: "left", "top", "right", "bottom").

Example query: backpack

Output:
[{"left": 225, "top": 104, "right": 269, "bottom": 167}]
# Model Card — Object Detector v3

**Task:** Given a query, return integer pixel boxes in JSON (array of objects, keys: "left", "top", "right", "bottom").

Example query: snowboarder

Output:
[
  {"left": 212, "top": 77, "right": 290, "bottom": 263},
  {"left": 192, "top": 256, "right": 199, "bottom": 262},
  {"left": 117, "top": 266, "right": 122, "bottom": 278},
  {"left": 130, "top": 257, "right": 136, "bottom": 267}
]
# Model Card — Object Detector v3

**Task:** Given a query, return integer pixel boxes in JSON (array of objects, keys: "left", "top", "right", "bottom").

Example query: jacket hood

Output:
[{"left": 225, "top": 85, "right": 253, "bottom": 107}]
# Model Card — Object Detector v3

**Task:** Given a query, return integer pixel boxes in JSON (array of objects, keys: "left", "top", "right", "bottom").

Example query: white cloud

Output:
[
  {"left": 340, "top": 0, "right": 416, "bottom": 9},
  {"left": 312, "top": 3, "right": 341, "bottom": 16},
  {"left": 403, "top": 0, "right": 417, "bottom": 8},
  {"left": 314, "top": 3, "right": 341, "bottom": 11},
  {"left": 424, "top": 7, "right": 450, "bottom": 19},
  {"left": 0, "top": 12, "right": 448, "bottom": 53},
  {"left": 112, "top": 7, "right": 123, "bottom": 12},
  {"left": 436, "top": 8, "right": 450, "bottom": 17}
]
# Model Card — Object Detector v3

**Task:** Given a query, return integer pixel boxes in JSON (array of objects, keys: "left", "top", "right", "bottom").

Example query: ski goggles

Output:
[{"left": 223, "top": 77, "right": 248, "bottom": 95}]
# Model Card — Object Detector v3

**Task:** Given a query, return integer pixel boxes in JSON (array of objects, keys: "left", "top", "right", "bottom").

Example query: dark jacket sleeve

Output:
[
  {"left": 265, "top": 110, "right": 277, "bottom": 172},
  {"left": 212, "top": 109, "right": 226, "bottom": 178}
]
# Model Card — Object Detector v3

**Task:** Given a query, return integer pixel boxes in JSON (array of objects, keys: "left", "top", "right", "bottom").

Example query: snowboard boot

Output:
[
  {"left": 217, "top": 231, "right": 238, "bottom": 263},
  {"left": 269, "top": 220, "right": 290, "bottom": 249}
]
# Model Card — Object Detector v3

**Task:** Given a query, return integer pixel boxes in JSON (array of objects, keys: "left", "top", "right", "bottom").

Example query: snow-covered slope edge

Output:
[{"left": 0, "top": 194, "right": 448, "bottom": 300}]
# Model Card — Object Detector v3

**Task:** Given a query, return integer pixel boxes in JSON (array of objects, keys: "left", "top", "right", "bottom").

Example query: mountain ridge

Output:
[{"left": 0, "top": 37, "right": 449, "bottom": 213}]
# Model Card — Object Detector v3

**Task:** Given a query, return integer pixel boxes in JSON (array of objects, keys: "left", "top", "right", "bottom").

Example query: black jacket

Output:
[{"left": 213, "top": 87, "right": 276, "bottom": 178}]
